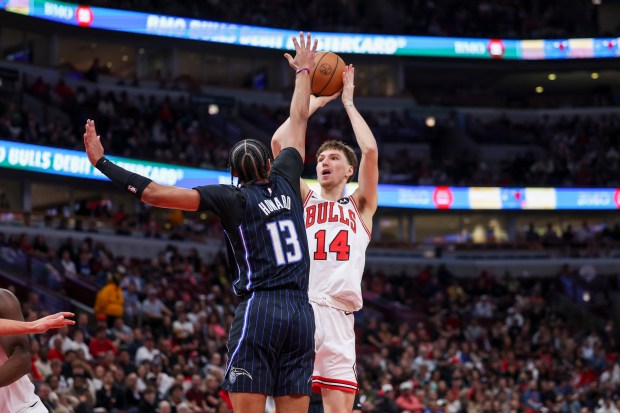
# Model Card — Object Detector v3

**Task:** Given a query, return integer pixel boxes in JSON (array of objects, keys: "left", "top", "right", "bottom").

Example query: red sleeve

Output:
[
  {"left": 31, "top": 358, "right": 43, "bottom": 382},
  {"left": 219, "top": 389, "right": 233, "bottom": 410}
]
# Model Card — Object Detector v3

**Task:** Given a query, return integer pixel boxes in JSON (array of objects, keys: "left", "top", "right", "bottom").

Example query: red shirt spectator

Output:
[
  {"left": 395, "top": 381, "right": 424, "bottom": 412},
  {"left": 89, "top": 327, "right": 118, "bottom": 359},
  {"left": 47, "top": 337, "right": 65, "bottom": 362}
]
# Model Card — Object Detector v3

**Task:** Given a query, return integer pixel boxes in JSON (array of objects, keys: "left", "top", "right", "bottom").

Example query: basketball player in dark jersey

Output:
[{"left": 84, "top": 32, "right": 318, "bottom": 413}]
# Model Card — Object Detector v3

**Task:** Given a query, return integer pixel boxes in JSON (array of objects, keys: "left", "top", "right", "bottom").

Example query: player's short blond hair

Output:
[{"left": 316, "top": 140, "right": 358, "bottom": 183}]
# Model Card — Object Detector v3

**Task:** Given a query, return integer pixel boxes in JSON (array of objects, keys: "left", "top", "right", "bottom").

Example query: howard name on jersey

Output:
[{"left": 258, "top": 194, "right": 292, "bottom": 216}]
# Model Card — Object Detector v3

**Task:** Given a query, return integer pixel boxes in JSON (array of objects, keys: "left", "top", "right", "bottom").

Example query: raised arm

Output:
[
  {"left": 0, "top": 312, "right": 74, "bottom": 336},
  {"left": 83, "top": 119, "right": 201, "bottom": 211},
  {"left": 343, "top": 65, "right": 379, "bottom": 219},
  {"left": 0, "top": 290, "right": 33, "bottom": 386},
  {"left": 271, "top": 93, "right": 340, "bottom": 159},
  {"left": 275, "top": 32, "right": 318, "bottom": 161}
]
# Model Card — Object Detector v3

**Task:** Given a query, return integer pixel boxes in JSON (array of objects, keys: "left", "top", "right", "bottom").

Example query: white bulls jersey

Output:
[
  {"left": 304, "top": 190, "right": 371, "bottom": 311},
  {"left": 0, "top": 345, "right": 46, "bottom": 413}
]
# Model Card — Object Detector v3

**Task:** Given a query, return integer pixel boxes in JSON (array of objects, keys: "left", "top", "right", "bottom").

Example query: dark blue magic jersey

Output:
[{"left": 194, "top": 148, "right": 310, "bottom": 295}]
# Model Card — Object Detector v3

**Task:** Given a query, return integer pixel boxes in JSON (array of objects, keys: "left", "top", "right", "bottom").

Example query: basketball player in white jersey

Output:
[
  {"left": 272, "top": 64, "right": 378, "bottom": 413},
  {"left": 0, "top": 289, "right": 61, "bottom": 413}
]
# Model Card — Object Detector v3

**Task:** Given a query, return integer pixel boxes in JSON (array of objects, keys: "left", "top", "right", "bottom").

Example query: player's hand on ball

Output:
[
  {"left": 284, "top": 31, "right": 318, "bottom": 72},
  {"left": 310, "top": 92, "right": 341, "bottom": 111},
  {"left": 342, "top": 64, "right": 355, "bottom": 107},
  {"left": 83, "top": 119, "right": 105, "bottom": 166}
]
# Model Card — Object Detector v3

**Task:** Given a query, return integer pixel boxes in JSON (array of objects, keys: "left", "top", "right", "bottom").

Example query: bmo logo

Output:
[
  {"left": 76, "top": 6, "right": 94, "bottom": 27},
  {"left": 488, "top": 39, "right": 505, "bottom": 59},
  {"left": 43, "top": 2, "right": 93, "bottom": 26},
  {"left": 44, "top": 2, "right": 73, "bottom": 20},
  {"left": 433, "top": 186, "right": 453, "bottom": 209}
]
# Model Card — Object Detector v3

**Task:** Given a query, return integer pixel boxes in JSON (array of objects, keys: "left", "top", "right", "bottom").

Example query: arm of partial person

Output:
[
  {"left": 83, "top": 119, "right": 201, "bottom": 211},
  {"left": 0, "top": 290, "right": 33, "bottom": 386},
  {"left": 271, "top": 93, "right": 340, "bottom": 158},
  {"left": 0, "top": 312, "right": 74, "bottom": 336},
  {"left": 274, "top": 31, "right": 317, "bottom": 161},
  {"left": 344, "top": 65, "right": 379, "bottom": 217}
]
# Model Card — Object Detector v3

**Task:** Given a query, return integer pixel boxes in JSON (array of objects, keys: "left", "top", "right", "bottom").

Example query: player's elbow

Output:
[
  {"left": 271, "top": 134, "right": 283, "bottom": 153},
  {"left": 13, "top": 348, "right": 32, "bottom": 376},
  {"left": 361, "top": 144, "right": 378, "bottom": 158},
  {"left": 141, "top": 183, "right": 162, "bottom": 206}
]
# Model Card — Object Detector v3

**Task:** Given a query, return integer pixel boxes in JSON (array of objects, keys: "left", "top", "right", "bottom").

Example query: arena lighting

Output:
[
  {"left": 535, "top": 86, "right": 544, "bottom": 93},
  {"left": 548, "top": 73, "right": 557, "bottom": 80},
  {"left": 425, "top": 116, "right": 436, "bottom": 128},
  {"left": 1, "top": 0, "right": 620, "bottom": 60},
  {"left": 2, "top": 140, "right": 620, "bottom": 210},
  {"left": 591, "top": 72, "right": 600, "bottom": 79},
  {"left": 208, "top": 104, "right": 219, "bottom": 115}
]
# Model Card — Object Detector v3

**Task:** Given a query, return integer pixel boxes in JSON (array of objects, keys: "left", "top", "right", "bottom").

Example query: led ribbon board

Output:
[
  {"left": 1, "top": 0, "right": 619, "bottom": 59},
  {"left": 1, "top": 140, "right": 619, "bottom": 210}
]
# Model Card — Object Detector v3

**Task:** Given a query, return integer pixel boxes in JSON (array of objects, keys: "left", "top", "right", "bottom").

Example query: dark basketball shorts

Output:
[{"left": 222, "top": 289, "right": 315, "bottom": 397}]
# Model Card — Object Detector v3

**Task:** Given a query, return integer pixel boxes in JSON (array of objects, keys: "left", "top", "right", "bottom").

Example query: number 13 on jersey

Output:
[{"left": 266, "top": 219, "right": 303, "bottom": 266}]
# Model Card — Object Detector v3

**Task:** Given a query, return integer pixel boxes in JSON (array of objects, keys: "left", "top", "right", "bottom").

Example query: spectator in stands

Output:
[
  {"left": 135, "top": 335, "right": 161, "bottom": 365},
  {"left": 111, "top": 316, "right": 133, "bottom": 344},
  {"left": 373, "top": 383, "right": 399, "bottom": 413},
  {"left": 95, "top": 369, "right": 126, "bottom": 411},
  {"left": 142, "top": 288, "right": 172, "bottom": 334},
  {"left": 70, "top": 329, "right": 92, "bottom": 361},
  {"left": 60, "top": 250, "right": 78, "bottom": 279},
  {"left": 185, "top": 373, "right": 209, "bottom": 412},
  {"left": 48, "top": 336, "right": 66, "bottom": 362},
  {"left": 94, "top": 271, "right": 124, "bottom": 328},
  {"left": 89, "top": 326, "right": 118, "bottom": 359},
  {"left": 472, "top": 295, "right": 495, "bottom": 318},
  {"left": 138, "top": 385, "right": 159, "bottom": 413}
]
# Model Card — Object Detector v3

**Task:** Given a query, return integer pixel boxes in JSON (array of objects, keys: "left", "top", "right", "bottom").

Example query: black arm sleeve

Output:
[
  {"left": 270, "top": 147, "right": 304, "bottom": 199},
  {"left": 192, "top": 185, "right": 246, "bottom": 230},
  {"left": 96, "top": 157, "right": 152, "bottom": 199}
]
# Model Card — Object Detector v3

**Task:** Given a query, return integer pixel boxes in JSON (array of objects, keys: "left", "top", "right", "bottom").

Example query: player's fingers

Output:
[
  {"left": 306, "top": 32, "right": 311, "bottom": 49},
  {"left": 291, "top": 36, "right": 300, "bottom": 52},
  {"left": 299, "top": 31, "right": 305, "bottom": 49},
  {"left": 60, "top": 312, "right": 74, "bottom": 318},
  {"left": 284, "top": 53, "right": 293, "bottom": 65},
  {"left": 312, "top": 39, "right": 318, "bottom": 53},
  {"left": 97, "top": 135, "right": 101, "bottom": 142}
]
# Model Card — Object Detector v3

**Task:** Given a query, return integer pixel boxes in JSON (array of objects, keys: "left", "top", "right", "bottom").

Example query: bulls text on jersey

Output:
[{"left": 305, "top": 201, "right": 357, "bottom": 233}]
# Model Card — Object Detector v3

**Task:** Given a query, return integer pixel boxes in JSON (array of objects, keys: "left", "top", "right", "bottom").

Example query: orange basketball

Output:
[{"left": 311, "top": 51, "right": 346, "bottom": 97}]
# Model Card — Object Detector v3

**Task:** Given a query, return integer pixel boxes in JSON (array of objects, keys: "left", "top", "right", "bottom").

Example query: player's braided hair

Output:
[{"left": 228, "top": 139, "right": 273, "bottom": 185}]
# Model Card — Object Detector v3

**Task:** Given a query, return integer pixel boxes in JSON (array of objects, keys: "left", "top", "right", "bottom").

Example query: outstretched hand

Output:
[
  {"left": 310, "top": 92, "right": 341, "bottom": 112},
  {"left": 83, "top": 119, "right": 105, "bottom": 166},
  {"left": 284, "top": 31, "right": 318, "bottom": 72},
  {"left": 31, "top": 312, "right": 75, "bottom": 334},
  {"left": 341, "top": 64, "right": 355, "bottom": 107}
]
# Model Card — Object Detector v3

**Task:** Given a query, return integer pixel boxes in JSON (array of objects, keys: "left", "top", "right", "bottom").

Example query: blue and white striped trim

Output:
[
  {"left": 238, "top": 225, "right": 253, "bottom": 290},
  {"left": 224, "top": 292, "right": 255, "bottom": 380}
]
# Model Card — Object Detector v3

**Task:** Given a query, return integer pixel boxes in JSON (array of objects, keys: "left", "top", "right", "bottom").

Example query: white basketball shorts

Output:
[{"left": 310, "top": 301, "right": 358, "bottom": 394}]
